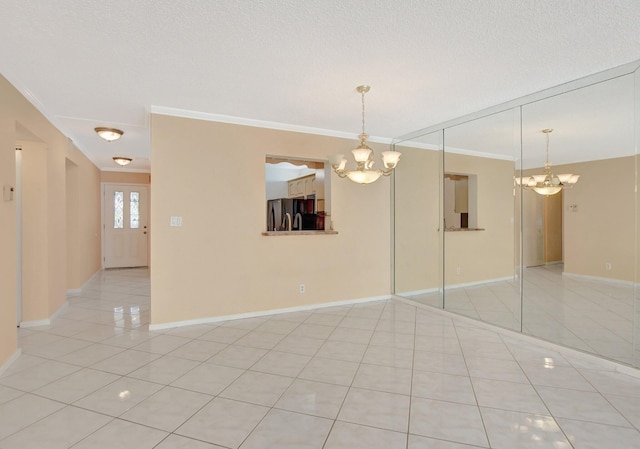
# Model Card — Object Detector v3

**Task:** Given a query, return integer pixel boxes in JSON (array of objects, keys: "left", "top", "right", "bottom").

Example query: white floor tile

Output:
[
  {"left": 557, "top": 417, "right": 640, "bottom": 449},
  {"left": 73, "top": 376, "right": 163, "bottom": 416},
  {"left": 206, "top": 345, "right": 267, "bottom": 369},
  {"left": 275, "top": 378, "right": 349, "bottom": 418},
  {"left": 239, "top": 409, "right": 332, "bottom": 449},
  {"left": 33, "top": 367, "right": 120, "bottom": 403},
  {"left": 338, "top": 387, "right": 410, "bottom": 432},
  {"left": 154, "top": 434, "right": 227, "bottom": 449},
  {"left": 170, "top": 362, "right": 244, "bottom": 396},
  {"left": 6, "top": 268, "right": 640, "bottom": 449},
  {"left": 72, "top": 418, "right": 168, "bottom": 449},
  {"left": 412, "top": 370, "right": 476, "bottom": 405},
  {"left": 410, "top": 397, "right": 488, "bottom": 447},
  {"left": 536, "top": 385, "right": 632, "bottom": 427},
  {"left": 120, "top": 385, "right": 212, "bottom": 431},
  {"left": 0, "top": 405, "right": 112, "bottom": 449},
  {"left": 219, "top": 370, "right": 293, "bottom": 406},
  {"left": 299, "top": 357, "right": 360, "bottom": 386},
  {"left": 176, "top": 397, "right": 269, "bottom": 448},
  {"left": 481, "top": 407, "right": 571, "bottom": 449},
  {"left": 352, "top": 363, "right": 412, "bottom": 395},
  {"left": 0, "top": 393, "right": 65, "bottom": 440},
  {"left": 471, "top": 377, "right": 549, "bottom": 414},
  {"left": 128, "top": 355, "right": 200, "bottom": 384},
  {"left": 250, "top": 350, "right": 311, "bottom": 377},
  {"left": 324, "top": 421, "right": 407, "bottom": 449}
]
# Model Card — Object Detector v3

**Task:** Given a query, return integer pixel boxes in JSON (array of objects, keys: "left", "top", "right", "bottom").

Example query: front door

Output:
[{"left": 103, "top": 184, "right": 149, "bottom": 268}]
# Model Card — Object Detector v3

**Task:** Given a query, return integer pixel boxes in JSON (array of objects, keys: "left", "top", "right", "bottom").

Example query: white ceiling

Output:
[{"left": 1, "top": 0, "right": 640, "bottom": 172}]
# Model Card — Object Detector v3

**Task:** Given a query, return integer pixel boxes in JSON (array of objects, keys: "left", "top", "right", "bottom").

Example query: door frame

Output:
[{"left": 101, "top": 182, "right": 150, "bottom": 269}]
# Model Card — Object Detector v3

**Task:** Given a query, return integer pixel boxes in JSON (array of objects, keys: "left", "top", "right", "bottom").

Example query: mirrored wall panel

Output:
[
  {"left": 443, "top": 109, "right": 521, "bottom": 331},
  {"left": 393, "top": 62, "right": 640, "bottom": 368},
  {"left": 521, "top": 73, "right": 636, "bottom": 365}
]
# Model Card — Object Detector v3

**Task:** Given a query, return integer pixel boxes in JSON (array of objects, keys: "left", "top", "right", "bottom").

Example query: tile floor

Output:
[
  {"left": 407, "top": 264, "right": 638, "bottom": 366},
  {"left": 1, "top": 268, "right": 640, "bottom": 448}
]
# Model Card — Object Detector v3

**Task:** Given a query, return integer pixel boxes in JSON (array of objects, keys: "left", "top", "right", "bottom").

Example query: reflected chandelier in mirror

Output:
[{"left": 517, "top": 129, "right": 580, "bottom": 195}]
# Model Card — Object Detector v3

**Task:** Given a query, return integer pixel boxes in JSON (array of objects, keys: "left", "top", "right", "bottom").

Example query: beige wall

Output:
[
  {"left": 0, "top": 74, "right": 101, "bottom": 367},
  {"left": 393, "top": 147, "right": 515, "bottom": 293},
  {"left": 559, "top": 156, "right": 635, "bottom": 281},
  {"left": 150, "top": 115, "right": 391, "bottom": 325},
  {"left": 101, "top": 171, "right": 150, "bottom": 184},
  {"left": 20, "top": 142, "right": 49, "bottom": 321},
  {"left": 394, "top": 145, "right": 441, "bottom": 294},
  {"left": 443, "top": 153, "right": 515, "bottom": 285}
]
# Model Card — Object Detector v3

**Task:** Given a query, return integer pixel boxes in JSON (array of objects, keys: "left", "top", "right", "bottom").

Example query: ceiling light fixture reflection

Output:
[
  {"left": 516, "top": 129, "right": 579, "bottom": 196},
  {"left": 328, "top": 85, "right": 401, "bottom": 184},
  {"left": 95, "top": 127, "right": 124, "bottom": 142},
  {"left": 112, "top": 157, "right": 132, "bottom": 166}
]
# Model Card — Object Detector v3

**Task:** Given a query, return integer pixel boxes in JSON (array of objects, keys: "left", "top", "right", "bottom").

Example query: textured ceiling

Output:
[{"left": 1, "top": 0, "right": 640, "bottom": 171}]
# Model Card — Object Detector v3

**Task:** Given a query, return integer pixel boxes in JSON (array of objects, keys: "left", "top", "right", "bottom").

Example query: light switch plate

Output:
[{"left": 170, "top": 216, "right": 182, "bottom": 227}]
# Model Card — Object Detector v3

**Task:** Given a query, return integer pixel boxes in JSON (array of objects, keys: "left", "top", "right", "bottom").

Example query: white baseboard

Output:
[
  {"left": 562, "top": 271, "right": 634, "bottom": 286},
  {"left": 149, "top": 294, "right": 391, "bottom": 331},
  {"left": 440, "top": 276, "right": 515, "bottom": 290},
  {"left": 0, "top": 349, "right": 22, "bottom": 377},
  {"left": 66, "top": 267, "right": 102, "bottom": 296},
  {"left": 20, "top": 301, "right": 69, "bottom": 328},
  {"left": 393, "top": 295, "right": 640, "bottom": 379},
  {"left": 395, "top": 287, "right": 440, "bottom": 297}
]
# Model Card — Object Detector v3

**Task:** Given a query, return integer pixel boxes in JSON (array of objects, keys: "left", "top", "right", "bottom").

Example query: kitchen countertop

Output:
[{"left": 262, "top": 230, "right": 339, "bottom": 236}]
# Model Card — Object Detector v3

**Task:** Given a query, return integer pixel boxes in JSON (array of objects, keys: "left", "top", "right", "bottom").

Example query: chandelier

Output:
[
  {"left": 328, "top": 85, "right": 401, "bottom": 184},
  {"left": 519, "top": 129, "right": 579, "bottom": 196}
]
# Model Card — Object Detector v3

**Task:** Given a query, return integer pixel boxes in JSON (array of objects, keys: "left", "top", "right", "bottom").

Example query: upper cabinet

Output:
[{"left": 288, "top": 174, "right": 316, "bottom": 198}]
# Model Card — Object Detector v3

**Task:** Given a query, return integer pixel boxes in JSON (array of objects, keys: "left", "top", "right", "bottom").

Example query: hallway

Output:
[{"left": 1, "top": 269, "right": 640, "bottom": 448}]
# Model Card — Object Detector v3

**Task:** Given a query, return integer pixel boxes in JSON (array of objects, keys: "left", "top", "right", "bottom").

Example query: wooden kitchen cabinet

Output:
[{"left": 288, "top": 174, "right": 315, "bottom": 198}]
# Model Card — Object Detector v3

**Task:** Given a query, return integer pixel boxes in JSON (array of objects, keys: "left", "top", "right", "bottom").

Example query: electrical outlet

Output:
[
  {"left": 605, "top": 262, "right": 612, "bottom": 271},
  {"left": 299, "top": 284, "right": 305, "bottom": 293},
  {"left": 456, "top": 267, "right": 461, "bottom": 275}
]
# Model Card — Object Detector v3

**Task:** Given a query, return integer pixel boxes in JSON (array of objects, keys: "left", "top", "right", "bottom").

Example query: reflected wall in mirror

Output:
[
  {"left": 393, "top": 130, "right": 443, "bottom": 308},
  {"left": 443, "top": 109, "right": 521, "bottom": 331},
  {"left": 393, "top": 61, "right": 640, "bottom": 369},
  {"left": 521, "top": 73, "right": 636, "bottom": 365}
]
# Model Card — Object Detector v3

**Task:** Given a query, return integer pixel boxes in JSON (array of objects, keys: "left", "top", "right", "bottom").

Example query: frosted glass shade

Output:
[
  {"left": 381, "top": 151, "right": 401, "bottom": 168},
  {"left": 346, "top": 170, "right": 382, "bottom": 184},
  {"left": 352, "top": 147, "right": 372, "bottom": 162},
  {"left": 328, "top": 154, "right": 346, "bottom": 166},
  {"left": 533, "top": 185, "right": 562, "bottom": 195}
]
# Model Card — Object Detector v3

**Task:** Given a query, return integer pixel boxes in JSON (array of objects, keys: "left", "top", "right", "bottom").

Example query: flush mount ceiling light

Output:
[
  {"left": 112, "top": 157, "right": 132, "bottom": 166},
  {"left": 517, "top": 129, "right": 579, "bottom": 196},
  {"left": 95, "top": 127, "right": 123, "bottom": 142},
  {"left": 329, "top": 85, "right": 401, "bottom": 184}
]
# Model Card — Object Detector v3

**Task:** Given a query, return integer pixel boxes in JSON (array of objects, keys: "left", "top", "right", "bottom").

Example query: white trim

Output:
[
  {"left": 562, "top": 271, "right": 634, "bottom": 286},
  {"left": 149, "top": 105, "right": 393, "bottom": 145},
  {"left": 149, "top": 295, "right": 391, "bottom": 331},
  {"left": 395, "top": 287, "right": 440, "bottom": 297},
  {"left": 443, "top": 276, "right": 516, "bottom": 290},
  {"left": 20, "top": 301, "right": 69, "bottom": 328},
  {"left": 0, "top": 349, "right": 22, "bottom": 377},
  {"left": 393, "top": 296, "right": 640, "bottom": 379},
  {"left": 66, "top": 267, "right": 102, "bottom": 296}
]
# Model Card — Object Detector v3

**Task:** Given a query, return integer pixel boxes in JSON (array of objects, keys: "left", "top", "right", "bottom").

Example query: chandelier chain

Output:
[{"left": 361, "top": 89, "right": 366, "bottom": 137}]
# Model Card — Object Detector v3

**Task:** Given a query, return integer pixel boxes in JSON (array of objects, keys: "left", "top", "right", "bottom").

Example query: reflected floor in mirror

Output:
[
  {"left": 408, "top": 264, "right": 635, "bottom": 366},
  {"left": 2, "top": 268, "right": 640, "bottom": 448}
]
